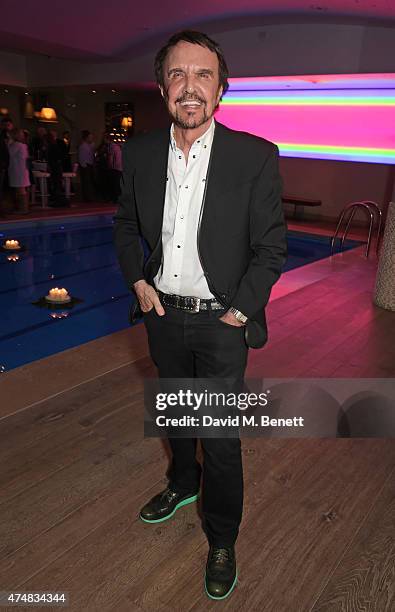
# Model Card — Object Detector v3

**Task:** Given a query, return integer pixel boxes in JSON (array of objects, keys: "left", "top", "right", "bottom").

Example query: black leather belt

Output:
[{"left": 158, "top": 290, "right": 224, "bottom": 313}]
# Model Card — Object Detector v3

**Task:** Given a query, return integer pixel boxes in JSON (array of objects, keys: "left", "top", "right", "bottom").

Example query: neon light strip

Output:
[
  {"left": 227, "top": 73, "right": 395, "bottom": 90},
  {"left": 217, "top": 73, "right": 395, "bottom": 164},
  {"left": 278, "top": 143, "right": 395, "bottom": 160}
]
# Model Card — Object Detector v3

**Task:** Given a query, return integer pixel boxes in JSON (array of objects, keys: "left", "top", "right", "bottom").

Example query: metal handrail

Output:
[
  {"left": 362, "top": 201, "right": 383, "bottom": 253},
  {"left": 331, "top": 200, "right": 382, "bottom": 258}
]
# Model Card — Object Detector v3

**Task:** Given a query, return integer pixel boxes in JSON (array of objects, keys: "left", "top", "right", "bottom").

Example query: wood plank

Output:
[
  {"left": 311, "top": 467, "right": 395, "bottom": 612},
  {"left": 4, "top": 440, "right": 299, "bottom": 610},
  {"left": 267, "top": 256, "right": 376, "bottom": 323},
  {"left": 0, "top": 395, "right": 138, "bottom": 504},
  {"left": 0, "top": 436, "right": 167, "bottom": 589},
  {"left": 0, "top": 357, "right": 153, "bottom": 466},
  {"left": 248, "top": 289, "right": 378, "bottom": 377},
  {"left": 154, "top": 440, "right": 395, "bottom": 611},
  {"left": 0, "top": 390, "right": 163, "bottom": 560},
  {"left": 256, "top": 283, "right": 378, "bottom": 375},
  {"left": 10, "top": 466, "right": 204, "bottom": 611},
  {"left": 0, "top": 324, "right": 150, "bottom": 419},
  {"left": 309, "top": 308, "right": 395, "bottom": 378}
]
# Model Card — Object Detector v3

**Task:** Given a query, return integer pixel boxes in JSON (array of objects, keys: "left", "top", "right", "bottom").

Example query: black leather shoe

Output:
[
  {"left": 205, "top": 545, "right": 237, "bottom": 599},
  {"left": 139, "top": 487, "right": 199, "bottom": 523}
]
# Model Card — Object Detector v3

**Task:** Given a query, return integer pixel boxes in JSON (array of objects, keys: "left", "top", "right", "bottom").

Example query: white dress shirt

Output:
[{"left": 154, "top": 119, "right": 215, "bottom": 298}]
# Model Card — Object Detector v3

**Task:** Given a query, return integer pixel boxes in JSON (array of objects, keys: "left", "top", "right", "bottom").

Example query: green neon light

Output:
[
  {"left": 221, "top": 96, "right": 395, "bottom": 106},
  {"left": 278, "top": 143, "right": 395, "bottom": 159}
]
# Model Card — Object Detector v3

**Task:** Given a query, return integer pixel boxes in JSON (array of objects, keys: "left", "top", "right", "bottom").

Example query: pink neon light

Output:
[
  {"left": 229, "top": 73, "right": 395, "bottom": 90},
  {"left": 215, "top": 105, "right": 394, "bottom": 149}
]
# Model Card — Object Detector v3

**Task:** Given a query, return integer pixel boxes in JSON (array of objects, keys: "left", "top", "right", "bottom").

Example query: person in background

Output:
[
  {"left": 78, "top": 130, "right": 96, "bottom": 202},
  {"left": 7, "top": 127, "right": 30, "bottom": 214},
  {"left": 59, "top": 130, "right": 72, "bottom": 172},
  {"left": 0, "top": 117, "right": 11, "bottom": 216},
  {"left": 23, "top": 129, "right": 35, "bottom": 205},
  {"left": 107, "top": 138, "right": 122, "bottom": 204},
  {"left": 96, "top": 132, "right": 112, "bottom": 202},
  {"left": 47, "top": 129, "right": 69, "bottom": 207},
  {"left": 31, "top": 126, "right": 48, "bottom": 161},
  {"left": 1, "top": 116, "right": 13, "bottom": 140}
]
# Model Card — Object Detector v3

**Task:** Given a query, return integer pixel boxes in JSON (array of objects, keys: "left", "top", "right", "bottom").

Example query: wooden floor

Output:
[{"left": 1, "top": 238, "right": 394, "bottom": 611}]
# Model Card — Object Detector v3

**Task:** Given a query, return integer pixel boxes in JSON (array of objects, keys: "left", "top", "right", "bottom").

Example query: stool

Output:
[
  {"left": 62, "top": 173, "right": 77, "bottom": 199},
  {"left": 32, "top": 171, "right": 50, "bottom": 208}
]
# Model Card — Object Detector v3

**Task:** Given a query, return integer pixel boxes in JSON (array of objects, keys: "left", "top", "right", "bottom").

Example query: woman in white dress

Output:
[{"left": 8, "top": 128, "right": 30, "bottom": 214}]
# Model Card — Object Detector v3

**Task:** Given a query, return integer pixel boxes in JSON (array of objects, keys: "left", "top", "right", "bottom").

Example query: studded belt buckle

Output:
[
  {"left": 186, "top": 297, "right": 200, "bottom": 313},
  {"left": 193, "top": 297, "right": 200, "bottom": 312}
]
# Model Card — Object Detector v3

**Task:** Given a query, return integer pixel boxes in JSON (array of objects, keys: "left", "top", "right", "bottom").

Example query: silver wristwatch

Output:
[{"left": 229, "top": 307, "right": 248, "bottom": 324}]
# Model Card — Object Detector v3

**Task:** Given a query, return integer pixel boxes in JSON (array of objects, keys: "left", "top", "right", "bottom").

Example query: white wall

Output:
[
  {"left": 279, "top": 156, "right": 391, "bottom": 222},
  {"left": 215, "top": 23, "right": 363, "bottom": 76},
  {"left": 24, "top": 22, "right": 395, "bottom": 86},
  {"left": 0, "top": 51, "right": 27, "bottom": 86}
]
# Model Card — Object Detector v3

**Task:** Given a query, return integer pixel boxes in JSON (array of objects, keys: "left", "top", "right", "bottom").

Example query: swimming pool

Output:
[{"left": 0, "top": 215, "right": 361, "bottom": 371}]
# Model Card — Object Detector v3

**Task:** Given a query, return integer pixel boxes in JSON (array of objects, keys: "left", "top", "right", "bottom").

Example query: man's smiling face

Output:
[{"left": 160, "top": 40, "right": 223, "bottom": 130}]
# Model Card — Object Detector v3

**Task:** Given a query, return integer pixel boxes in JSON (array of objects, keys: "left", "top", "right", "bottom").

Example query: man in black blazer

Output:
[{"left": 113, "top": 30, "right": 287, "bottom": 600}]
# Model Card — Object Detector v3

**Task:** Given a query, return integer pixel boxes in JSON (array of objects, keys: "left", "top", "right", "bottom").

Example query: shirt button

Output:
[
  {"left": 177, "top": 245, "right": 181, "bottom": 248},
  {"left": 178, "top": 155, "right": 182, "bottom": 159},
  {"left": 192, "top": 155, "right": 196, "bottom": 159},
  {"left": 174, "top": 274, "right": 178, "bottom": 277},
  {"left": 180, "top": 215, "right": 184, "bottom": 219},
  {"left": 185, "top": 185, "right": 188, "bottom": 189}
]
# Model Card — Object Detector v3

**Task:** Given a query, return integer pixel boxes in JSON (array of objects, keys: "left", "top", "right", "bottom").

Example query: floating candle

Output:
[
  {"left": 4, "top": 239, "right": 20, "bottom": 250},
  {"left": 46, "top": 287, "right": 71, "bottom": 303}
]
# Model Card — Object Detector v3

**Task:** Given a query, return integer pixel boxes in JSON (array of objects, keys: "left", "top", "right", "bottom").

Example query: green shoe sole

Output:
[
  {"left": 139, "top": 492, "right": 200, "bottom": 524},
  {"left": 204, "top": 571, "right": 238, "bottom": 600}
]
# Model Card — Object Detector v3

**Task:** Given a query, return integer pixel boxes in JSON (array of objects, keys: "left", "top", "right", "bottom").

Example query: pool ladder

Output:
[{"left": 330, "top": 200, "right": 382, "bottom": 258}]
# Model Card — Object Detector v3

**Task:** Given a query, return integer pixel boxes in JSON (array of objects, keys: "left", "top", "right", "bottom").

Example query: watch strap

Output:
[{"left": 229, "top": 306, "right": 248, "bottom": 324}]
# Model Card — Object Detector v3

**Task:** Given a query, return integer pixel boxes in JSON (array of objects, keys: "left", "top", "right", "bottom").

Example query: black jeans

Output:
[
  {"left": 143, "top": 299, "right": 248, "bottom": 547},
  {"left": 79, "top": 165, "right": 95, "bottom": 202}
]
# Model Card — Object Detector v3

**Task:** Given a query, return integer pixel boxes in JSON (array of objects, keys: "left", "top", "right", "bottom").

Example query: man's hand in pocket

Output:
[{"left": 133, "top": 280, "right": 165, "bottom": 315}]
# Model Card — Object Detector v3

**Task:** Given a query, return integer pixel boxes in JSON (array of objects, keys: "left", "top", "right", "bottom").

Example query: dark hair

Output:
[
  {"left": 81, "top": 130, "right": 91, "bottom": 140},
  {"left": 154, "top": 30, "right": 229, "bottom": 98}
]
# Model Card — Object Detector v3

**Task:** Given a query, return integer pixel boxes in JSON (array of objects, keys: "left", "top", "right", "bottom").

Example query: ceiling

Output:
[{"left": 0, "top": 0, "right": 395, "bottom": 63}]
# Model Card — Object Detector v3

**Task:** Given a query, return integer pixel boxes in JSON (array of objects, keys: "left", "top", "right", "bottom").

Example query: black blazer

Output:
[{"left": 113, "top": 120, "right": 287, "bottom": 348}]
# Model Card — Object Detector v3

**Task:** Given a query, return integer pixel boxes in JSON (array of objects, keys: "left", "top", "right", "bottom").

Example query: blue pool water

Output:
[{"left": 0, "top": 215, "right": 362, "bottom": 372}]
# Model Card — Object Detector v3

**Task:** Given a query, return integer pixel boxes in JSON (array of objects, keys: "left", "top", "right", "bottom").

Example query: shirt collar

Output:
[{"left": 170, "top": 118, "right": 215, "bottom": 152}]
